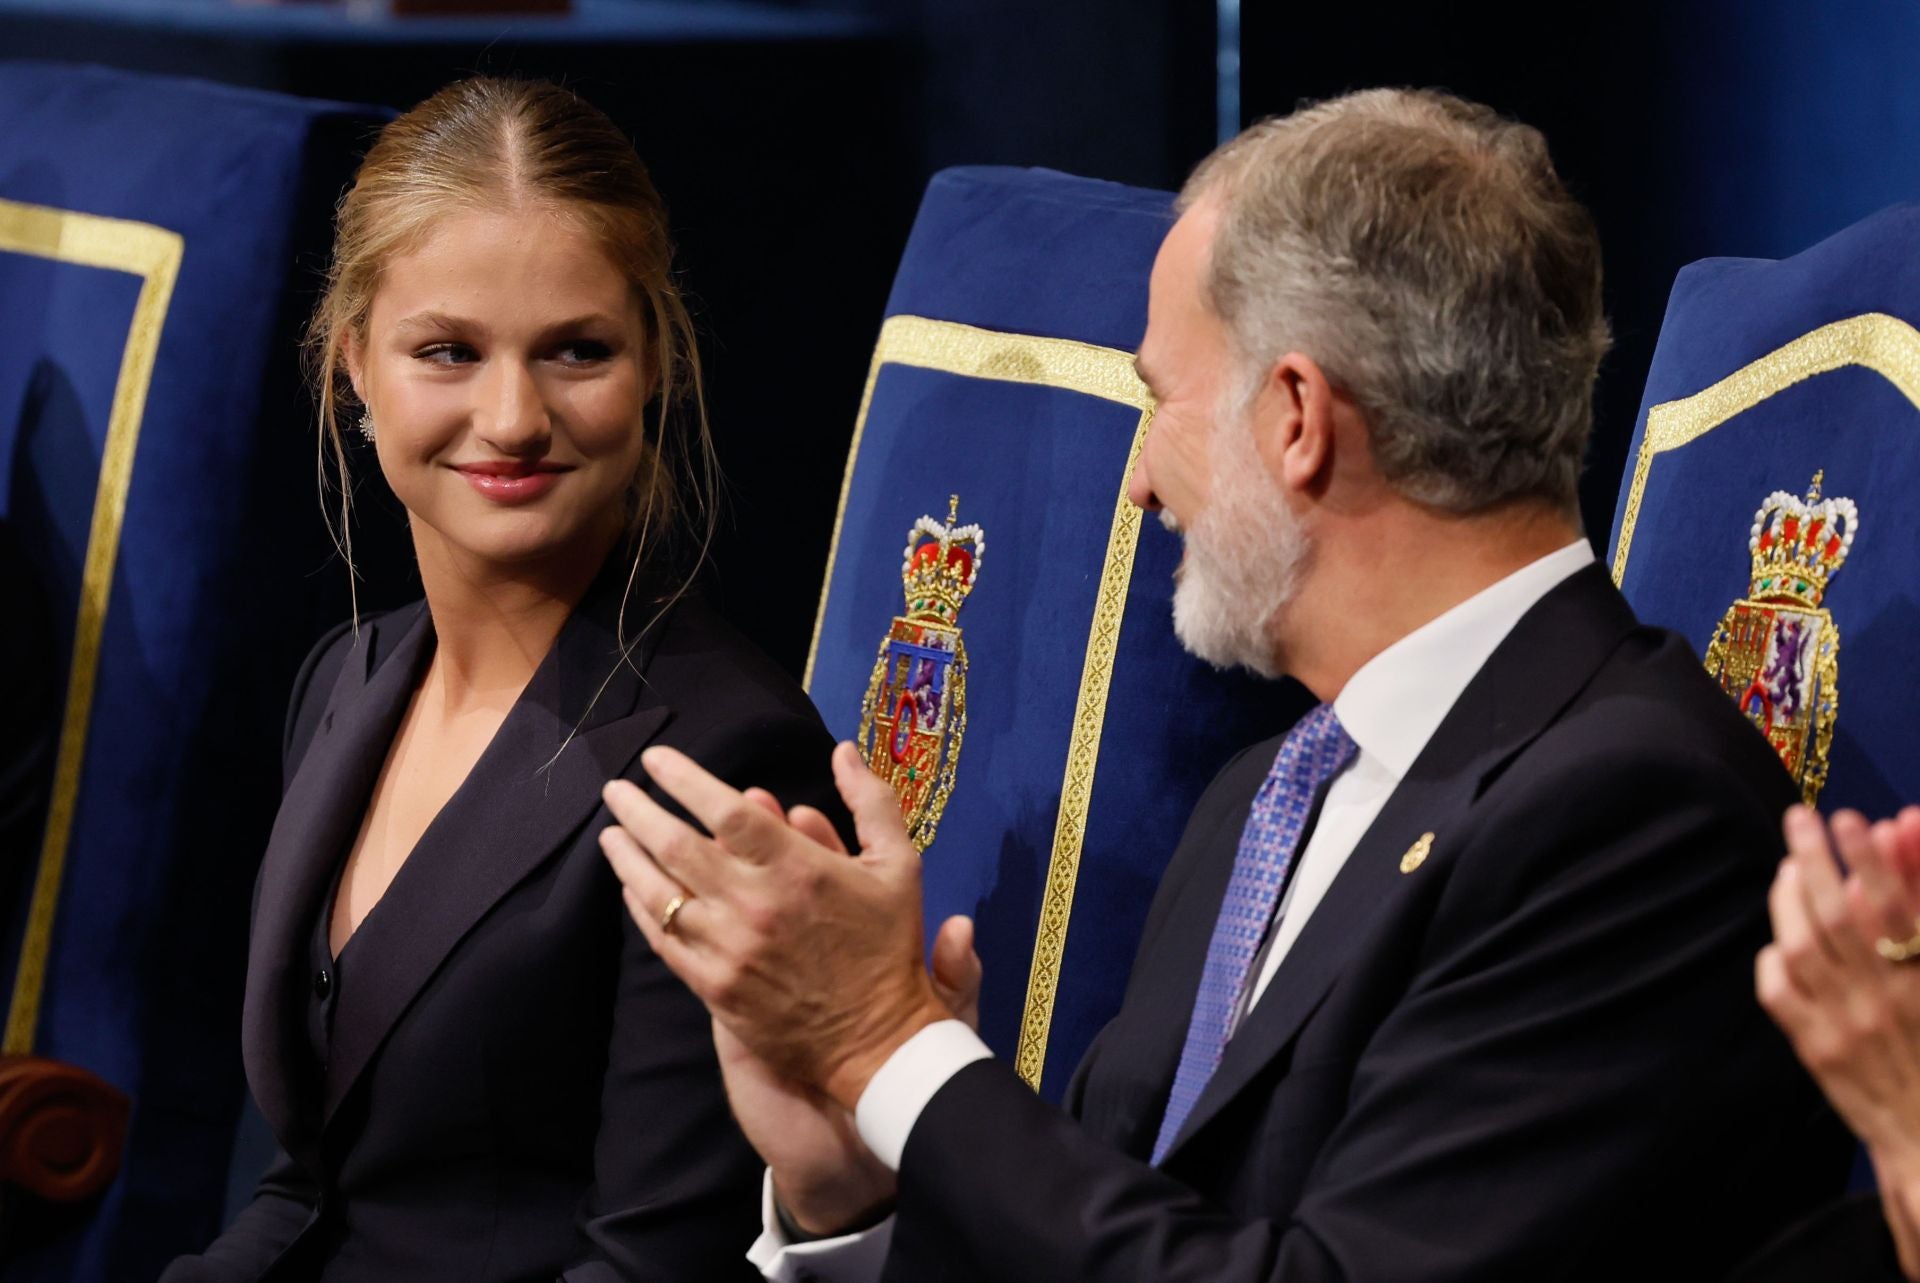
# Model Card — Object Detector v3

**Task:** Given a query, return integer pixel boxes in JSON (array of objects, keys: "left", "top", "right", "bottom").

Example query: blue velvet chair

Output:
[
  {"left": 1607, "top": 203, "right": 1920, "bottom": 821},
  {"left": 0, "top": 63, "right": 385, "bottom": 1282},
  {"left": 805, "top": 167, "right": 1308, "bottom": 1102}
]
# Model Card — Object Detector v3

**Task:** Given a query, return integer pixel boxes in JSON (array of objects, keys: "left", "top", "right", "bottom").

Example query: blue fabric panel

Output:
[
  {"left": 811, "top": 167, "right": 1306, "bottom": 1100},
  {"left": 1609, "top": 204, "right": 1920, "bottom": 821},
  {"left": 884, "top": 166, "right": 1178, "bottom": 352},
  {"left": 0, "top": 62, "right": 386, "bottom": 1282}
]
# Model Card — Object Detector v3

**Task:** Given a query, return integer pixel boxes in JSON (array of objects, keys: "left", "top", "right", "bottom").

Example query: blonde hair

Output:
[{"left": 305, "top": 76, "right": 717, "bottom": 626}]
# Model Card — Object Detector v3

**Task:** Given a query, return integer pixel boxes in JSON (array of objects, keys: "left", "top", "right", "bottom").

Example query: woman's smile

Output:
[{"left": 450, "top": 458, "right": 576, "bottom": 505}]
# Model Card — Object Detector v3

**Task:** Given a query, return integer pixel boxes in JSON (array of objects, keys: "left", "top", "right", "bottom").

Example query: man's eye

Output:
[{"left": 415, "top": 343, "right": 476, "bottom": 365}]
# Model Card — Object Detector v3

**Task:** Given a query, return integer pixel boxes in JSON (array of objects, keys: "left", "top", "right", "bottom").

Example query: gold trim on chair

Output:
[
  {"left": 805, "top": 315, "right": 1154, "bottom": 1089},
  {"left": 1612, "top": 312, "right": 1920, "bottom": 586},
  {"left": 0, "top": 199, "right": 184, "bottom": 1055}
]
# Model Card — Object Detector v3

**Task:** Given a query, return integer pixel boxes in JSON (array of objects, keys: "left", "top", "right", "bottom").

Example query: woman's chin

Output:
[{"left": 420, "top": 517, "right": 611, "bottom": 576}]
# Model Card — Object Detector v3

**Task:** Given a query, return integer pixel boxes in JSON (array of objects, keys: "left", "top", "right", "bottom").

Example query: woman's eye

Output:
[
  {"left": 414, "top": 342, "right": 476, "bottom": 365},
  {"left": 556, "top": 340, "right": 613, "bottom": 364}
]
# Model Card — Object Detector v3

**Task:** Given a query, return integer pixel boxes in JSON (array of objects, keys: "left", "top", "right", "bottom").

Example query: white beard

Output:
[{"left": 1164, "top": 399, "right": 1309, "bottom": 679}]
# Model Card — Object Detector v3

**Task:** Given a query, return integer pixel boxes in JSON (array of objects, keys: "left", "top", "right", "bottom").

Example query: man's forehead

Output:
[
  {"left": 1155, "top": 199, "right": 1221, "bottom": 283},
  {"left": 1142, "top": 200, "right": 1223, "bottom": 368}
]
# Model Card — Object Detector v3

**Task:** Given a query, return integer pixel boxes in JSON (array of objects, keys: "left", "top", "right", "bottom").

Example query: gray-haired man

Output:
[{"left": 602, "top": 88, "right": 1849, "bottom": 1282}]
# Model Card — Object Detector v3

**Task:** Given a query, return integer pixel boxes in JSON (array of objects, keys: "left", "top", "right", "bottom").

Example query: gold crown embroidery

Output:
[
  {"left": 1704, "top": 472, "right": 1856, "bottom": 804},
  {"left": 857, "top": 496, "right": 983, "bottom": 851}
]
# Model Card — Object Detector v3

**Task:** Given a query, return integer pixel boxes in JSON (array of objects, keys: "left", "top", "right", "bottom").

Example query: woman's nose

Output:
[{"left": 475, "top": 359, "right": 551, "bottom": 454}]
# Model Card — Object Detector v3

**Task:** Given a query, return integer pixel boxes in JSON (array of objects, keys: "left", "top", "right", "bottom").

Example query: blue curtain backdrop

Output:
[{"left": 1240, "top": 0, "right": 1920, "bottom": 547}]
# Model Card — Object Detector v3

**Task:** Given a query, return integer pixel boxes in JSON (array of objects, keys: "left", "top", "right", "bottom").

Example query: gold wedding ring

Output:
[
  {"left": 658, "top": 893, "right": 689, "bottom": 936},
  {"left": 1875, "top": 922, "right": 1920, "bottom": 963}
]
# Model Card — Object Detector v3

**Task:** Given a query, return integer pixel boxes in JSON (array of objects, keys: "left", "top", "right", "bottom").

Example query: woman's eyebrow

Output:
[{"left": 392, "top": 309, "right": 481, "bottom": 337}]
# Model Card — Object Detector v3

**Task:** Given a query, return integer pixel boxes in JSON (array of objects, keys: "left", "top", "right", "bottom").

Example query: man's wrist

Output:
[
  {"left": 820, "top": 990, "right": 950, "bottom": 1111},
  {"left": 773, "top": 1183, "right": 895, "bottom": 1242}
]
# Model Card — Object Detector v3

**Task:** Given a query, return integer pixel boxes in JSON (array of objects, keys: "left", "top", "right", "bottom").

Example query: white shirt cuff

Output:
[
  {"left": 747, "top": 1167, "right": 895, "bottom": 1282},
  {"left": 853, "top": 1019, "right": 994, "bottom": 1171}
]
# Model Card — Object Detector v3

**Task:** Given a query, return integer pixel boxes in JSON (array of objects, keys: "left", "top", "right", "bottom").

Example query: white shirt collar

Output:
[{"left": 1332, "top": 540, "right": 1595, "bottom": 780}]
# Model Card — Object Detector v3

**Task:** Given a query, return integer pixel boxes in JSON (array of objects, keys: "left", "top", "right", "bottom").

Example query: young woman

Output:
[{"left": 164, "top": 77, "right": 844, "bottom": 1282}]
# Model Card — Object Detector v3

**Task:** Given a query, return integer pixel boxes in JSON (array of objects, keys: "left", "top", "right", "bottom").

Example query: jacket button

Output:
[{"left": 313, "top": 968, "right": 332, "bottom": 999}]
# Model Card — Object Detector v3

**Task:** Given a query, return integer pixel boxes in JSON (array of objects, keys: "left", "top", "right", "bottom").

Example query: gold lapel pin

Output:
[{"left": 1400, "top": 832, "right": 1435, "bottom": 874}]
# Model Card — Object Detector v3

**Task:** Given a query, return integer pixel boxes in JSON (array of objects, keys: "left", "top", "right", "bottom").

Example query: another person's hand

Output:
[
  {"left": 1757, "top": 804, "right": 1920, "bottom": 1279},
  {"left": 702, "top": 786, "right": 982, "bottom": 1236}
]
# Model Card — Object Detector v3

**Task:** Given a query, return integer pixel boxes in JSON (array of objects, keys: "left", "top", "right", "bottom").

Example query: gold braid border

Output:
[
  {"left": 0, "top": 199, "right": 184, "bottom": 1055},
  {"left": 1014, "top": 405, "right": 1152, "bottom": 1087},
  {"left": 1612, "top": 312, "right": 1920, "bottom": 586},
  {"left": 805, "top": 315, "right": 1153, "bottom": 1090}
]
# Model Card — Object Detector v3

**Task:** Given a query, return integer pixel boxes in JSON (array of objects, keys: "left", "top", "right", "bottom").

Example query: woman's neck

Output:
[{"left": 410, "top": 527, "right": 621, "bottom": 714}]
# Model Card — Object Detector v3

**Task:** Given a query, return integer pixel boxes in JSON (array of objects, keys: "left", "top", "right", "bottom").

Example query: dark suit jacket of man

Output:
[
  {"left": 164, "top": 568, "right": 847, "bottom": 1283},
  {"left": 879, "top": 566, "right": 1852, "bottom": 1283}
]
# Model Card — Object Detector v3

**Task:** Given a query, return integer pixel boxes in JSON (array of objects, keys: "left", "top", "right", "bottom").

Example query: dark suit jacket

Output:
[
  {"left": 1729, "top": 1193, "right": 1907, "bottom": 1283},
  {"left": 880, "top": 567, "right": 1852, "bottom": 1282},
  {"left": 164, "top": 570, "right": 846, "bottom": 1283}
]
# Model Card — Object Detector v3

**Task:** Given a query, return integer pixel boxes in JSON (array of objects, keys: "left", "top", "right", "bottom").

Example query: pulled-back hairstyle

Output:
[
  {"left": 306, "top": 76, "right": 716, "bottom": 622},
  {"left": 1182, "top": 88, "right": 1610, "bottom": 516}
]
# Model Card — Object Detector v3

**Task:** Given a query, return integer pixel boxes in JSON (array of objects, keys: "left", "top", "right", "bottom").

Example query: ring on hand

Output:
[
  {"left": 658, "top": 893, "right": 689, "bottom": 936},
  {"left": 1875, "top": 923, "right": 1920, "bottom": 963}
]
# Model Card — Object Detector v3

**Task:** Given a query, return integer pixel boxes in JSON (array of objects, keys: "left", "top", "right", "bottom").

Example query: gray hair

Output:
[{"left": 1182, "top": 88, "right": 1611, "bottom": 515}]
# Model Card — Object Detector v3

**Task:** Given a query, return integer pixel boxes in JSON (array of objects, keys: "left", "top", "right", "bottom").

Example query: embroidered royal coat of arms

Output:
[
  {"left": 858, "top": 496, "right": 982, "bottom": 851},
  {"left": 1704, "top": 472, "right": 1857, "bottom": 805}
]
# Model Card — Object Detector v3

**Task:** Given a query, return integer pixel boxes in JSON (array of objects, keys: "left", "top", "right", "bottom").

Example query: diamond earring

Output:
[{"left": 357, "top": 411, "right": 376, "bottom": 444}]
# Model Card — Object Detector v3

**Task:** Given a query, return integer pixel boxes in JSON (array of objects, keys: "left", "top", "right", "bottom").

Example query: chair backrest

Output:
[
  {"left": 1607, "top": 204, "right": 1920, "bottom": 819},
  {"left": 806, "top": 167, "right": 1308, "bottom": 1100},
  {"left": 0, "top": 61, "right": 384, "bottom": 1282}
]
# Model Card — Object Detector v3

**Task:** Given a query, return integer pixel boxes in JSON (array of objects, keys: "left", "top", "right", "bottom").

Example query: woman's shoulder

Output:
[
  {"left": 281, "top": 603, "right": 421, "bottom": 778},
  {"left": 638, "top": 595, "right": 853, "bottom": 839},
  {"left": 644, "top": 596, "right": 823, "bottom": 722}
]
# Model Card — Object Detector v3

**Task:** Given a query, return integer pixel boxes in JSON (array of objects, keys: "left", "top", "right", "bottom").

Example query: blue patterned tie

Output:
[{"left": 1151, "top": 703, "right": 1356, "bottom": 1165}]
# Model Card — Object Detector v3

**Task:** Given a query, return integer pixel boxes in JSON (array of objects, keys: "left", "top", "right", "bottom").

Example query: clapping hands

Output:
[
  {"left": 598, "top": 742, "right": 982, "bottom": 1235},
  {"left": 1758, "top": 804, "right": 1920, "bottom": 1279}
]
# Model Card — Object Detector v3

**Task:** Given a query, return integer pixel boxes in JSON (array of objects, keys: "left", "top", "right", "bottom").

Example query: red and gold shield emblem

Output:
[
  {"left": 858, "top": 496, "right": 982, "bottom": 851},
  {"left": 1704, "top": 472, "right": 1856, "bottom": 804}
]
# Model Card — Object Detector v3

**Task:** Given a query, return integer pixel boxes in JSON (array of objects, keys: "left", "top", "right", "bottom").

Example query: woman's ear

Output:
[{"left": 342, "top": 328, "right": 368, "bottom": 408}]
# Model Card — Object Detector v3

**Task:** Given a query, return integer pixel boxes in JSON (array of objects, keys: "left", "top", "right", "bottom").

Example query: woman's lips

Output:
[{"left": 453, "top": 461, "right": 571, "bottom": 505}]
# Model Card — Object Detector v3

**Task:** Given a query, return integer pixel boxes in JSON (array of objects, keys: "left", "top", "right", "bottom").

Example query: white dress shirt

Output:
[{"left": 750, "top": 540, "right": 1595, "bottom": 1280}]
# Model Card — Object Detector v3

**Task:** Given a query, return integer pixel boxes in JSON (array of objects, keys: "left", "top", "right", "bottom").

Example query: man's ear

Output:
[{"left": 1255, "top": 352, "right": 1336, "bottom": 494}]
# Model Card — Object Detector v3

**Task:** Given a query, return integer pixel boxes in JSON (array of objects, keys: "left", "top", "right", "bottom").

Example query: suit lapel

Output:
[
  {"left": 1159, "top": 567, "right": 1640, "bottom": 1162},
  {"left": 242, "top": 604, "right": 432, "bottom": 1151},
  {"left": 318, "top": 575, "right": 675, "bottom": 1126}
]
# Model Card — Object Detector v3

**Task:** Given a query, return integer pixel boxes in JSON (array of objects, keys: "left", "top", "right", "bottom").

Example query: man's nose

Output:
[{"left": 1127, "top": 424, "right": 1161, "bottom": 512}]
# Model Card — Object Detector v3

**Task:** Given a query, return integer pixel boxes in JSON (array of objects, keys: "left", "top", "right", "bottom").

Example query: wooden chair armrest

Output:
[{"left": 0, "top": 1054, "right": 129, "bottom": 1203}]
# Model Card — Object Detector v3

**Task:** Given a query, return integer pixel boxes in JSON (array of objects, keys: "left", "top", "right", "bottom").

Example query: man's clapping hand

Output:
[{"left": 600, "top": 744, "right": 981, "bottom": 1235}]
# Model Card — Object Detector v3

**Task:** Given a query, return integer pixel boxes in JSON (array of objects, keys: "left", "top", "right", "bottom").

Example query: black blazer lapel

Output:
[
  {"left": 242, "top": 604, "right": 433, "bottom": 1152},
  {"left": 317, "top": 580, "right": 675, "bottom": 1126},
  {"left": 1159, "top": 567, "right": 1641, "bottom": 1162}
]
